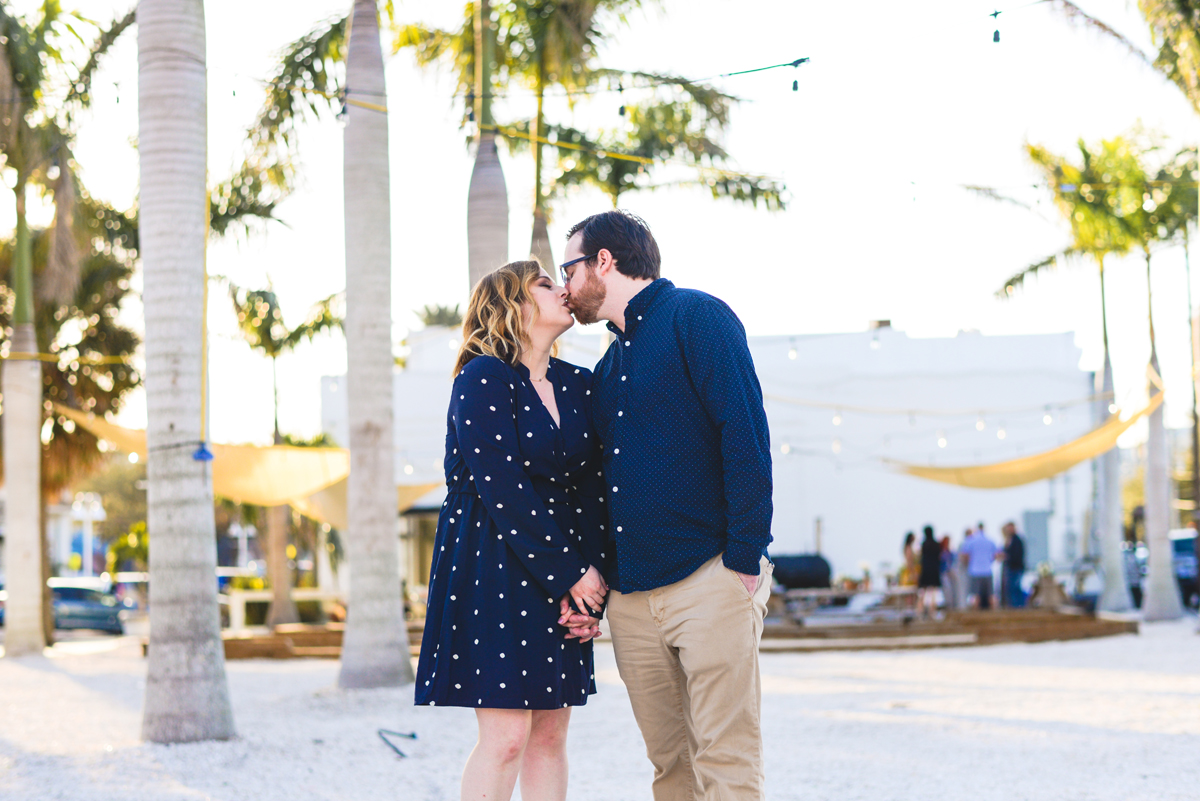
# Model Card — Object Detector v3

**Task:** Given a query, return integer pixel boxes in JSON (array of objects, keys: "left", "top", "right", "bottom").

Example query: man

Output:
[
  {"left": 959, "top": 523, "right": 998, "bottom": 610},
  {"left": 561, "top": 210, "right": 774, "bottom": 800},
  {"left": 1000, "top": 521, "right": 1026, "bottom": 608}
]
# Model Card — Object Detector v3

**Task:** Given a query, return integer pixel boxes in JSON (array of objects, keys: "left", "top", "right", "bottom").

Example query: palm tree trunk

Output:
[
  {"left": 1142, "top": 252, "right": 1183, "bottom": 621},
  {"left": 1096, "top": 258, "right": 1133, "bottom": 612},
  {"left": 138, "top": 0, "right": 235, "bottom": 742},
  {"left": 338, "top": 0, "right": 412, "bottom": 689},
  {"left": 467, "top": 0, "right": 508, "bottom": 291},
  {"left": 529, "top": 54, "right": 554, "bottom": 269},
  {"left": 2, "top": 174, "right": 47, "bottom": 658},
  {"left": 266, "top": 356, "right": 298, "bottom": 627}
]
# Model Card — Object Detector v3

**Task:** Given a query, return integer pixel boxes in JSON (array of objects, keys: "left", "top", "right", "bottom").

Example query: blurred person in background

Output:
[
  {"left": 917, "top": 526, "right": 942, "bottom": 619},
  {"left": 960, "top": 524, "right": 998, "bottom": 609},
  {"left": 939, "top": 534, "right": 960, "bottom": 611},
  {"left": 999, "top": 521, "right": 1026, "bottom": 609}
]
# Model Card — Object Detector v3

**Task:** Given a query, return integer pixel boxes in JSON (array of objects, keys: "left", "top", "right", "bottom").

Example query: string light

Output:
[
  {"left": 976, "top": 416, "right": 986, "bottom": 431},
  {"left": 780, "top": 443, "right": 791, "bottom": 454},
  {"left": 997, "top": 426, "right": 1007, "bottom": 440},
  {"left": 787, "top": 338, "right": 798, "bottom": 360},
  {"left": 832, "top": 411, "right": 842, "bottom": 426},
  {"left": 1043, "top": 408, "right": 1053, "bottom": 425},
  {"left": 937, "top": 431, "right": 947, "bottom": 448},
  {"left": 831, "top": 438, "right": 842, "bottom": 454},
  {"left": 1108, "top": 403, "right": 1119, "bottom": 414}
]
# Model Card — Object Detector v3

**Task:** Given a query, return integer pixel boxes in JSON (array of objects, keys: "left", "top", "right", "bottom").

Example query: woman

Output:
[
  {"left": 415, "top": 261, "right": 608, "bottom": 801},
  {"left": 917, "top": 526, "right": 942, "bottom": 619},
  {"left": 900, "top": 531, "right": 918, "bottom": 612},
  {"left": 939, "top": 534, "right": 958, "bottom": 611}
]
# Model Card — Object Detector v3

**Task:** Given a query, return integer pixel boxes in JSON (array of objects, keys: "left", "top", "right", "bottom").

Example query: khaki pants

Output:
[{"left": 607, "top": 552, "right": 773, "bottom": 801}]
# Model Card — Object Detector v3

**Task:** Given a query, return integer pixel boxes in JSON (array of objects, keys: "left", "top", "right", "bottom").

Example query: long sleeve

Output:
[
  {"left": 682, "top": 298, "right": 774, "bottom": 575},
  {"left": 452, "top": 358, "right": 590, "bottom": 599}
]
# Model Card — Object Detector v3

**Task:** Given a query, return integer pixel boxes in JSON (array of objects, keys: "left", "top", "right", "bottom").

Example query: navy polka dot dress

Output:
[{"left": 415, "top": 355, "right": 608, "bottom": 710}]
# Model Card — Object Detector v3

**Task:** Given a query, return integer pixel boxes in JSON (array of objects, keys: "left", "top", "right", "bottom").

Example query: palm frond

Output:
[
  {"left": 1045, "top": 0, "right": 1156, "bottom": 68},
  {"left": 962, "top": 184, "right": 1036, "bottom": 211},
  {"left": 996, "top": 249, "right": 1082, "bottom": 298},
  {"left": 61, "top": 7, "right": 136, "bottom": 115}
]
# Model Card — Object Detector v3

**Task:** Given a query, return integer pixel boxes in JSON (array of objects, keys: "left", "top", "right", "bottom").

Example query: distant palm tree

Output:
[
  {"left": 466, "top": 0, "right": 509, "bottom": 289},
  {"left": 339, "top": 0, "right": 413, "bottom": 689},
  {"left": 978, "top": 137, "right": 1140, "bottom": 613},
  {"left": 228, "top": 285, "right": 341, "bottom": 626},
  {"left": 137, "top": 0, "right": 235, "bottom": 742},
  {"left": 417, "top": 303, "right": 464, "bottom": 327},
  {"left": 395, "top": 1, "right": 784, "bottom": 276}
]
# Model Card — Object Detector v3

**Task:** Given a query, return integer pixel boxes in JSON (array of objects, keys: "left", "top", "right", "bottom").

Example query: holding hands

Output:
[{"left": 558, "top": 565, "right": 607, "bottom": 642}]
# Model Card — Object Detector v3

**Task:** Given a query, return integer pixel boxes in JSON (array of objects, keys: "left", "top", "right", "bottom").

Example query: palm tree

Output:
[
  {"left": 339, "top": 0, "right": 412, "bottom": 689},
  {"left": 466, "top": 0, "right": 509, "bottom": 289},
  {"left": 395, "top": 1, "right": 784, "bottom": 277},
  {"left": 1, "top": 193, "right": 142, "bottom": 644},
  {"left": 980, "top": 138, "right": 1140, "bottom": 612},
  {"left": 137, "top": 0, "right": 235, "bottom": 742},
  {"left": 1124, "top": 146, "right": 1191, "bottom": 620},
  {"left": 0, "top": 3, "right": 136, "bottom": 657},
  {"left": 228, "top": 285, "right": 341, "bottom": 627}
]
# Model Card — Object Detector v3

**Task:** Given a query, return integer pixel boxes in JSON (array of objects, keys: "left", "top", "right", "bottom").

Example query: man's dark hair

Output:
[{"left": 565, "top": 210, "right": 661, "bottom": 280}]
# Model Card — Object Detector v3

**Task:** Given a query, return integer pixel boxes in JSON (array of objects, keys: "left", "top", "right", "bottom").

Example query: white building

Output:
[{"left": 321, "top": 322, "right": 1099, "bottom": 588}]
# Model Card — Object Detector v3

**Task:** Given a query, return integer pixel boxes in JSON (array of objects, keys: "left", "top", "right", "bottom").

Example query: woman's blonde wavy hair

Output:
[{"left": 453, "top": 260, "right": 558, "bottom": 376}]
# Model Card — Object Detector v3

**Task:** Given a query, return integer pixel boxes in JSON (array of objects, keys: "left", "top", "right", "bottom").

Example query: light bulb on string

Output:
[
  {"left": 404, "top": 463, "right": 414, "bottom": 475},
  {"left": 976, "top": 416, "right": 986, "bottom": 431},
  {"left": 787, "top": 338, "right": 797, "bottom": 360},
  {"left": 831, "top": 438, "right": 842, "bottom": 454},
  {"left": 1108, "top": 403, "right": 1119, "bottom": 415},
  {"left": 1043, "top": 408, "right": 1053, "bottom": 425},
  {"left": 937, "top": 431, "right": 947, "bottom": 449},
  {"left": 997, "top": 426, "right": 1007, "bottom": 440},
  {"left": 870, "top": 331, "right": 881, "bottom": 350},
  {"left": 832, "top": 411, "right": 842, "bottom": 426},
  {"left": 780, "top": 443, "right": 791, "bottom": 455}
]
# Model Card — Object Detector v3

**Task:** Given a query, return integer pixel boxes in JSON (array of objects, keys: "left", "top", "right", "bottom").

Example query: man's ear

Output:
[{"left": 596, "top": 248, "right": 617, "bottom": 277}]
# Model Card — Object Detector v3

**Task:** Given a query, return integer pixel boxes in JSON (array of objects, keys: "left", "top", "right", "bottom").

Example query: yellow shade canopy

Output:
[
  {"left": 892, "top": 392, "right": 1163, "bottom": 489},
  {"left": 53, "top": 404, "right": 439, "bottom": 524}
]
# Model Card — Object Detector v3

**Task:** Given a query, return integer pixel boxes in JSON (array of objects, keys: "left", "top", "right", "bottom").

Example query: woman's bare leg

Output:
[
  {"left": 462, "top": 708, "right": 531, "bottom": 801},
  {"left": 519, "top": 708, "right": 572, "bottom": 801}
]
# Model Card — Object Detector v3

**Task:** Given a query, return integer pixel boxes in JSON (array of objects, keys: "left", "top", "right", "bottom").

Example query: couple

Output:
[{"left": 415, "top": 211, "right": 775, "bottom": 800}]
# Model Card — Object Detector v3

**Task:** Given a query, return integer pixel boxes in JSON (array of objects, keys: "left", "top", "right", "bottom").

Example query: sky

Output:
[{"left": 33, "top": 0, "right": 1200, "bottom": 447}]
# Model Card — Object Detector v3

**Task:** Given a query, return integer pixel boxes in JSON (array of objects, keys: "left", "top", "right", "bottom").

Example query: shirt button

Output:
[
  {"left": 613, "top": 448, "right": 619, "bottom": 454},
  {"left": 612, "top": 486, "right": 619, "bottom": 492},
  {"left": 625, "top": 341, "right": 631, "bottom": 346},
  {"left": 618, "top": 411, "right": 623, "bottom": 417},
  {"left": 621, "top": 376, "right": 627, "bottom": 381}
]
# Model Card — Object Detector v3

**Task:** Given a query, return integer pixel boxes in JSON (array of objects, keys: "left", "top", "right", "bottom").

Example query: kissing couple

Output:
[{"left": 415, "top": 210, "right": 775, "bottom": 800}]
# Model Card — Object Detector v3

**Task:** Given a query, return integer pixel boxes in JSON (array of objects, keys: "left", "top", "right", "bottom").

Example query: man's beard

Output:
[{"left": 568, "top": 268, "right": 606, "bottom": 325}]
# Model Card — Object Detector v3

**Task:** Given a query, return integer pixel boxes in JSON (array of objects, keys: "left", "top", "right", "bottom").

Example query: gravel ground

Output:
[{"left": 1, "top": 618, "right": 1198, "bottom": 800}]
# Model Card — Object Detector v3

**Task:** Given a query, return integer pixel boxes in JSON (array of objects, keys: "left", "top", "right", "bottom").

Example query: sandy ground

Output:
[{"left": 1, "top": 619, "right": 1199, "bottom": 801}]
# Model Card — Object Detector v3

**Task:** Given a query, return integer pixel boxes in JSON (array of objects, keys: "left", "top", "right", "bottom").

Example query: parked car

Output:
[
  {"left": 0, "top": 579, "right": 125, "bottom": 634},
  {"left": 1170, "top": 529, "right": 1199, "bottom": 609}
]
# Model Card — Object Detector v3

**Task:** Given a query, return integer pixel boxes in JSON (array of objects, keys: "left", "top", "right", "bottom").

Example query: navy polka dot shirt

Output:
[{"left": 591, "top": 278, "right": 774, "bottom": 592}]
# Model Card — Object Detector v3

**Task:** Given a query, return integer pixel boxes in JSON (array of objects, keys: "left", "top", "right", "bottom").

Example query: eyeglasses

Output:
[{"left": 559, "top": 253, "right": 598, "bottom": 284}]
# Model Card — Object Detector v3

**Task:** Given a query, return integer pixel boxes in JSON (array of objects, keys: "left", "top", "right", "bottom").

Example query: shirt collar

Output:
[{"left": 609, "top": 278, "right": 673, "bottom": 339}]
